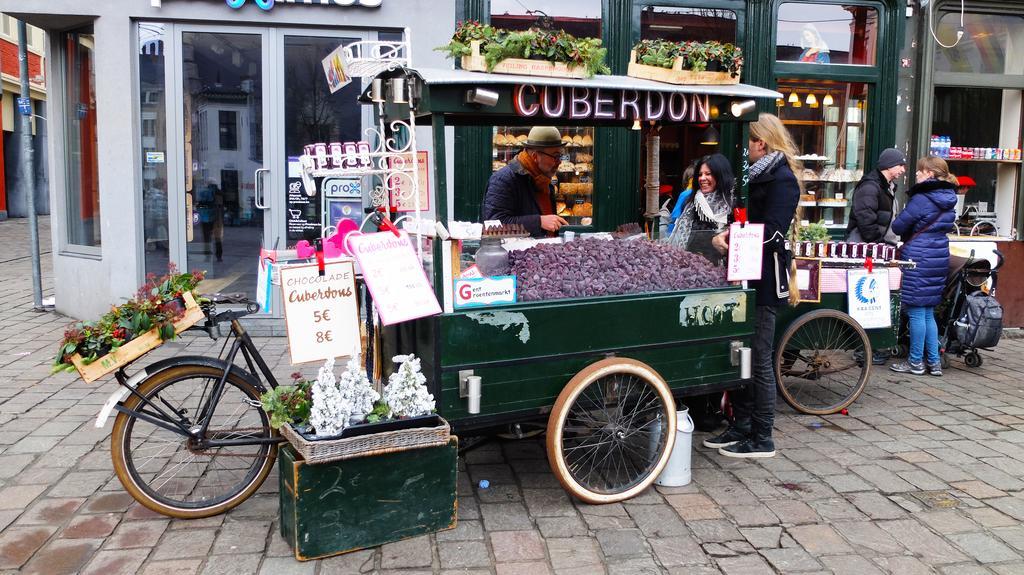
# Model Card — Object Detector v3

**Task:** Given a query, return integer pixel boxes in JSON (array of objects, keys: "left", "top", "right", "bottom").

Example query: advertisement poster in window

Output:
[{"left": 389, "top": 151, "right": 430, "bottom": 212}]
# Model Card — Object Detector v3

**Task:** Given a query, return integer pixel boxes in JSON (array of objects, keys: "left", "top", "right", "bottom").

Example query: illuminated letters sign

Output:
[{"left": 513, "top": 84, "right": 711, "bottom": 123}]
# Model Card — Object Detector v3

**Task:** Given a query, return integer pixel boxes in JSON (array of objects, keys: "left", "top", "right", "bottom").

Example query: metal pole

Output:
[{"left": 17, "top": 20, "right": 44, "bottom": 311}]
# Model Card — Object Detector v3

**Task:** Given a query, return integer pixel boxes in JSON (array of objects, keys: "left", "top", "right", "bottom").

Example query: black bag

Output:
[{"left": 955, "top": 292, "right": 1003, "bottom": 349}]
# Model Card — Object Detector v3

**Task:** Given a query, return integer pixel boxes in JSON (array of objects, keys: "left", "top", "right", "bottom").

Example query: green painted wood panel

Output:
[{"left": 279, "top": 441, "right": 458, "bottom": 561}]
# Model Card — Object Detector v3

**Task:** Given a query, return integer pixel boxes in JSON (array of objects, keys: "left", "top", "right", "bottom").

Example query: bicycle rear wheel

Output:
[
  {"left": 775, "top": 309, "right": 871, "bottom": 415},
  {"left": 110, "top": 365, "right": 277, "bottom": 518}
]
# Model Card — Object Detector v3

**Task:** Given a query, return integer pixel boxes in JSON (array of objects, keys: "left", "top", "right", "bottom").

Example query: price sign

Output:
[
  {"left": 847, "top": 269, "right": 892, "bottom": 329},
  {"left": 349, "top": 231, "right": 442, "bottom": 325},
  {"left": 726, "top": 222, "right": 765, "bottom": 281},
  {"left": 279, "top": 261, "right": 360, "bottom": 364}
]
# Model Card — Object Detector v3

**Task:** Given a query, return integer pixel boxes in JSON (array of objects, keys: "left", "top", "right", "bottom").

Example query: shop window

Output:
[
  {"left": 776, "top": 79, "right": 869, "bottom": 233},
  {"left": 932, "top": 87, "right": 1022, "bottom": 238},
  {"left": 62, "top": 29, "right": 101, "bottom": 248},
  {"left": 640, "top": 6, "right": 737, "bottom": 44},
  {"left": 219, "top": 110, "right": 238, "bottom": 150},
  {"left": 139, "top": 23, "right": 169, "bottom": 274},
  {"left": 776, "top": 3, "right": 877, "bottom": 65},
  {"left": 935, "top": 12, "right": 1024, "bottom": 76},
  {"left": 490, "top": 0, "right": 602, "bottom": 37}
]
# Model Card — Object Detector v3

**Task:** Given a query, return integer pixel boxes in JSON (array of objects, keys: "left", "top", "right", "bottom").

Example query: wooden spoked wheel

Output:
[
  {"left": 546, "top": 358, "right": 676, "bottom": 504},
  {"left": 775, "top": 309, "right": 871, "bottom": 415}
]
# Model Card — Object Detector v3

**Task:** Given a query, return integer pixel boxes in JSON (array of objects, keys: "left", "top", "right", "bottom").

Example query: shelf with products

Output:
[
  {"left": 491, "top": 126, "right": 596, "bottom": 227},
  {"left": 946, "top": 158, "right": 1023, "bottom": 165}
]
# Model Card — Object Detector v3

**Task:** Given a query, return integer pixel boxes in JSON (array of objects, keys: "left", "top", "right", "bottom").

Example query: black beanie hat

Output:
[{"left": 877, "top": 148, "right": 907, "bottom": 170}]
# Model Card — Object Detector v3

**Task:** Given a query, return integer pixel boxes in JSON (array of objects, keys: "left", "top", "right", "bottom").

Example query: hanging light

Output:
[
  {"left": 631, "top": 118, "right": 641, "bottom": 130},
  {"left": 700, "top": 125, "right": 720, "bottom": 146},
  {"left": 806, "top": 93, "right": 818, "bottom": 108},
  {"left": 788, "top": 91, "right": 799, "bottom": 104},
  {"left": 776, "top": 98, "right": 785, "bottom": 108},
  {"left": 823, "top": 91, "right": 834, "bottom": 106},
  {"left": 791, "top": 97, "right": 802, "bottom": 108}
]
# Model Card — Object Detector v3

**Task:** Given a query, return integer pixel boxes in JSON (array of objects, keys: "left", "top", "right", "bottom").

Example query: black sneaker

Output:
[
  {"left": 719, "top": 437, "right": 776, "bottom": 459},
  {"left": 890, "top": 361, "right": 925, "bottom": 375},
  {"left": 702, "top": 426, "right": 749, "bottom": 449},
  {"left": 872, "top": 351, "right": 891, "bottom": 365},
  {"left": 927, "top": 363, "right": 943, "bottom": 377}
]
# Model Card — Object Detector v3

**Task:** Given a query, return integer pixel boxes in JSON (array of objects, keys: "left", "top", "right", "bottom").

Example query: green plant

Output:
[
  {"left": 53, "top": 266, "right": 206, "bottom": 374},
  {"left": 633, "top": 40, "right": 743, "bottom": 78},
  {"left": 436, "top": 22, "right": 610, "bottom": 78},
  {"left": 797, "top": 220, "right": 830, "bottom": 242},
  {"left": 364, "top": 400, "right": 391, "bottom": 424},
  {"left": 261, "top": 374, "right": 313, "bottom": 430}
]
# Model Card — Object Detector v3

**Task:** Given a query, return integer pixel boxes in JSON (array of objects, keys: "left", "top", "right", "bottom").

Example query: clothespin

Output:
[
  {"left": 734, "top": 207, "right": 748, "bottom": 228},
  {"left": 374, "top": 207, "right": 402, "bottom": 237},
  {"left": 315, "top": 238, "right": 326, "bottom": 277},
  {"left": 864, "top": 256, "right": 873, "bottom": 274}
]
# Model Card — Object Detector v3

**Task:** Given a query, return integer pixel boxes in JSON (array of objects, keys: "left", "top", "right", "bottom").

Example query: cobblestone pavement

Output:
[{"left": 4, "top": 217, "right": 1024, "bottom": 574}]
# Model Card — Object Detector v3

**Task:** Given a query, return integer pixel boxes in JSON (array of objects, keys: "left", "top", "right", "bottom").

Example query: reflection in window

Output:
[
  {"left": 490, "top": 0, "right": 602, "bottom": 37},
  {"left": 935, "top": 12, "right": 1024, "bottom": 75},
  {"left": 140, "top": 23, "right": 168, "bottom": 274},
  {"left": 777, "top": 3, "right": 877, "bottom": 65},
  {"left": 63, "top": 30, "right": 101, "bottom": 248},
  {"left": 640, "top": 6, "right": 737, "bottom": 44},
  {"left": 219, "top": 111, "right": 238, "bottom": 150}
]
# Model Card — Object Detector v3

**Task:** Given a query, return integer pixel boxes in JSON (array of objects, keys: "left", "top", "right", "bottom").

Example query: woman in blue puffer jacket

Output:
[{"left": 890, "top": 156, "right": 959, "bottom": 376}]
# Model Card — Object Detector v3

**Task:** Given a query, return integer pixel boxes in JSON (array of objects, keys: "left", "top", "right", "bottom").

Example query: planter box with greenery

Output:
[
  {"left": 627, "top": 39, "right": 743, "bottom": 86},
  {"left": 436, "top": 21, "right": 610, "bottom": 79}
]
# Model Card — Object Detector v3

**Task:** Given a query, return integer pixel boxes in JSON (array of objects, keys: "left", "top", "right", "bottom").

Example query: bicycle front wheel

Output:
[
  {"left": 775, "top": 309, "right": 871, "bottom": 415},
  {"left": 110, "top": 365, "right": 277, "bottom": 518}
]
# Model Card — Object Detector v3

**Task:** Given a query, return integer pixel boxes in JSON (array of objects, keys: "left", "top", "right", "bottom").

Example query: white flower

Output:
[
  {"left": 383, "top": 354, "right": 435, "bottom": 418},
  {"left": 309, "top": 354, "right": 380, "bottom": 436}
]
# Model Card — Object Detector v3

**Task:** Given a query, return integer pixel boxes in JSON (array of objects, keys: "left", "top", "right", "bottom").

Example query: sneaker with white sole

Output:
[
  {"left": 927, "top": 363, "right": 943, "bottom": 376},
  {"left": 702, "top": 426, "right": 749, "bottom": 449},
  {"left": 890, "top": 361, "right": 925, "bottom": 375},
  {"left": 719, "top": 437, "right": 776, "bottom": 459}
]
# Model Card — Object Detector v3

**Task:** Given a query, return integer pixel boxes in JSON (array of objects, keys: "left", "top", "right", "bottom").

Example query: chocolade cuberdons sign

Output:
[{"left": 513, "top": 84, "right": 711, "bottom": 123}]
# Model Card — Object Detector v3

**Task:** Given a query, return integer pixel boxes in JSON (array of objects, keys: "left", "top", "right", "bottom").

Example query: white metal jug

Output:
[{"left": 654, "top": 407, "right": 695, "bottom": 487}]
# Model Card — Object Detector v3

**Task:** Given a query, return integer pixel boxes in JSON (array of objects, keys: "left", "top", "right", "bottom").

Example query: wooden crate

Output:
[
  {"left": 461, "top": 40, "right": 589, "bottom": 79},
  {"left": 626, "top": 50, "right": 739, "bottom": 86},
  {"left": 70, "top": 292, "right": 205, "bottom": 383},
  {"left": 279, "top": 438, "right": 458, "bottom": 561}
]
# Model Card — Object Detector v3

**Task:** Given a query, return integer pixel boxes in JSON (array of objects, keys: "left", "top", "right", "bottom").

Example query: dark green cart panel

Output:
[{"left": 279, "top": 440, "right": 458, "bottom": 561}]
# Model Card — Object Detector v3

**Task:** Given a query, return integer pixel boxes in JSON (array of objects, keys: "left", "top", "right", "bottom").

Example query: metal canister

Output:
[{"left": 329, "top": 142, "right": 344, "bottom": 168}]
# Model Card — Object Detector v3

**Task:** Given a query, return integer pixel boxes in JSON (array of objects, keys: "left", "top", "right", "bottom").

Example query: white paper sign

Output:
[
  {"left": 847, "top": 269, "right": 892, "bottom": 329},
  {"left": 727, "top": 222, "right": 765, "bottom": 281},
  {"left": 279, "top": 261, "right": 360, "bottom": 364},
  {"left": 321, "top": 43, "right": 351, "bottom": 94},
  {"left": 349, "top": 231, "right": 443, "bottom": 325},
  {"left": 454, "top": 276, "right": 517, "bottom": 309}
]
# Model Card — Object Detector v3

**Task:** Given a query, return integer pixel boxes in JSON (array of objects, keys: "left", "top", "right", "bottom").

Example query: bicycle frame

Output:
[{"left": 111, "top": 315, "right": 285, "bottom": 448}]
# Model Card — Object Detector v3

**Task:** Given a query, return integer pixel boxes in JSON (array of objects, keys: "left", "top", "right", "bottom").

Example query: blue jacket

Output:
[
  {"left": 748, "top": 160, "right": 800, "bottom": 306},
  {"left": 482, "top": 157, "right": 554, "bottom": 238},
  {"left": 891, "top": 179, "right": 958, "bottom": 307}
]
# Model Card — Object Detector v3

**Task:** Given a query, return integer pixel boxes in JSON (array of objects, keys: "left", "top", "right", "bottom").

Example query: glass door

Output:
[{"left": 176, "top": 28, "right": 271, "bottom": 298}]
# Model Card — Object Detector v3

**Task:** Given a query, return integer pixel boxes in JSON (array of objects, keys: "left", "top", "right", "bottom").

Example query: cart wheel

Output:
[
  {"left": 940, "top": 353, "right": 950, "bottom": 370},
  {"left": 546, "top": 358, "right": 676, "bottom": 504},
  {"left": 775, "top": 309, "right": 871, "bottom": 415},
  {"left": 965, "top": 352, "right": 983, "bottom": 368}
]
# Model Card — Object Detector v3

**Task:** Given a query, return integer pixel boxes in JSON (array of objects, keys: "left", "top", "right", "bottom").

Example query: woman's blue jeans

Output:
[{"left": 906, "top": 305, "right": 940, "bottom": 366}]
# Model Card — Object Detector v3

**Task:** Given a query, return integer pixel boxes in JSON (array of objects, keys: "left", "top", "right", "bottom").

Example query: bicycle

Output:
[{"left": 99, "top": 298, "right": 287, "bottom": 519}]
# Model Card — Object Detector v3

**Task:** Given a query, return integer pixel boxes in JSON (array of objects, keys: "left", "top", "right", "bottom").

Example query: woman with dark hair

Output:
[{"left": 666, "top": 153, "right": 734, "bottom": 265}]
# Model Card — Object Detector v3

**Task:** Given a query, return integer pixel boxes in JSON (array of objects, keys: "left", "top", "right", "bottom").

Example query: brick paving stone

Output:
[
  {"left": 104, "top": 518, "right": 169, "bottom": 550},
  {"left": 688, "top": 519, "right": 743, "bottom": 544},
  {"left": 79, "top": 550, "right": 147, "bottom": 575},
  {"left": 664, "top": 493, "right": 724, "bottom": 521},
  {"left": 831, "top": 521, "right": 905, "bottom": 555},
  {"left": 380, "top": 534, "right": 433, "bottom": 568},
  {"left": 476, "top": 483, "right": 522, "bottom": 504},
  {"left": 951, "top": 480, "right": 1007, "bottom": 499},
  {"left": 0, "top": 484, "right": 47, "bottom": 510},
  {"left": 496, "top": 561, "right": 552, "bottom": 575},
  {"left": 723, "top": 503, "right": 778, "bottom": 527},
  {"left": 819, "top": 554, "right": 885, "bottom": 575},
  {"left": 877, "top": 519, "right": 969, "bottom": 565},
  {"left": 0, "top": 453, "right": 35, "bottom": 478},
  {"left": 437, "top": 540, "right": 490, "bottom": 569},
  {"left": 787, "top": 524, "right": 854, "bottom": 555},
  {"left": 916, "top": 510, "right": 980, "bottom": 535},
  {"left": 62, "top": 514, "right": 120, "bottom": 539},
  {"left": 596, "top": 528, "right": 648, "bottom": 558},
  {"left": 536, "top": 516, "right": 587, "bottom": 539},
  {"left": 83, "top": 492, "right": 136, "bottom": 514},
  {"left": 141, "top": 559, "right": 204, "bottom": 575},
  {"left": 849, "top": 465, "right": 916, "bottom": 493},
  {"left": 993, "top": 563, "right": 1024, "bottom": 575},
  {"left": 845, "top": 492, "right": 906, "bottom": 520},
  {"left": 760, "top": 547, "right": 823, "bottom": 572},
  {"left": 821, "top": 473, "right": 874, "bottom": 493},
  {"left": 480, "top": 502, "right": 534, "bottom": 531},
  {"left": 0, "top": 509, "right": 20, "bottom": 531},
  {"left": 765, "top": 500, "right": 820, "bottom": 525},
  {"left": 987, "top": 496, "right": 1024, "bottom": 521},
  {"left": 20, "top": 537, "right": 101, "bottom": 575},
  {"left": 993, "top": 526, "right": 1024, "bottom": 552},
  {"left": 435, "top": 519, "right": 485, "bottom": 542},
  {"left": 0, "top": 526, "right": 57, "bottom": 570},
  {"left": 257, "top": 557, "right": 317, "bottom": 575},
  {"left": 649, "top": 535, "right": 708, "bottom": 566},
  {"left": 546, "top": 537, "right": 602, "bottom": 571},
  {"left": 625, "top": 503, "right": 688, "bottom": 537},
  {"left": 490, "top": 530, "right": 546, "bottom": 562},
  {"left": 808, "top": 498, "right": 868, "bottom": 522},
  {"left": 606, "top": 556, "right": 663, "bottom": 575},
  {"left": 740, "top": 526, "right": 782, "bottom": 549},
  {"left": 522, "top": 489, "right": 576, "bottom": 518},
  {"left": 209, "top": 519, "right": 270, "bottom": 554},
  {"left": 47, "top": 471, "right": 112, "bottom": 498},
  {"left": 948, "top": 532, "right": 1021, "bottom": 564},
  {"left": 964, "top": 506, "right": 1019, "bottom": 528},
  {"left": 151, "top": 529, "right": 216, "bottom": 560},
  {"left": 318, "top": 549, "right": 376, "bottom": 575},
  {"left": 15, "top": 497, "right": 85, "bottom": 525},
  {"left": 715, "top": 554, "right": 775, "bottom": 575},
  {"left": 871, "top": 555, "right": 937, "bottom": 575}
]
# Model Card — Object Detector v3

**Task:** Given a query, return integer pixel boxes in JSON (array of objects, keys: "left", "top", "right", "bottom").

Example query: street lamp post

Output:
[{"left": 17, "top": 19, "right": 44, "bottom": 311}]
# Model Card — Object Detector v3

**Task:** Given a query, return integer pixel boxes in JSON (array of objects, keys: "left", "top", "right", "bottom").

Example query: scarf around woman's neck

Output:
[
  {"left": 748, "top": 150, "right": 785, "bottom": 181},
  {"left": 666, "top": 186, "right": 731, "bottom": 250},
  {"left": 517, "top": 150, "right": 554, "bottom": 216}
]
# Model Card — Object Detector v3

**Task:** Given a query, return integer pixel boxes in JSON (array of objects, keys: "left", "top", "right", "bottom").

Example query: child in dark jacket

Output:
[{"left": 890, "top": 156, "right": 959, "bottom": 376}]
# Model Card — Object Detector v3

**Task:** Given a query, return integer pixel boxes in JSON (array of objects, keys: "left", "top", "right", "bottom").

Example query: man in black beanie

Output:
[{"left": 848, "top": 147, "right": 906, "bottom": 364}]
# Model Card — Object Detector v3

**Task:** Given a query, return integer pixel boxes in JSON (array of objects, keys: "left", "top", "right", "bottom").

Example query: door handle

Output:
[{"left": 254, "top": 168, "right": 270, "bottom": 210}]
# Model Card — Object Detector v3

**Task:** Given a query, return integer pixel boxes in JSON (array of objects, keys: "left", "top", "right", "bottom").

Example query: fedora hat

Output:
[{"left": 523, "top": 126, "right": 566, "bottom": 149}]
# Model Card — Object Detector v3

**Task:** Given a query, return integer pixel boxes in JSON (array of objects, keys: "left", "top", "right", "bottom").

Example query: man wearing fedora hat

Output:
[{"left": 483, "top": 126, "right": 569, "bottom": 238}]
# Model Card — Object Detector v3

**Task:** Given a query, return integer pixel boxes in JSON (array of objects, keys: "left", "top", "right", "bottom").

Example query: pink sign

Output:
[
  {"left": 726, "top": 222, "right": 765, "bottom": 282},
  {"left": 349, "top": 231, "right": 442, "bottom": 325}
]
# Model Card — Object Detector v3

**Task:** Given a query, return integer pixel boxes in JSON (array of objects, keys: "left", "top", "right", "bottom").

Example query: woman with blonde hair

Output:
[
  {"left": 889, "top": 156, "right": 958, "bottom": 376},
  {"left": 705, "top": 113, "right": 801, "bottom": 459}
]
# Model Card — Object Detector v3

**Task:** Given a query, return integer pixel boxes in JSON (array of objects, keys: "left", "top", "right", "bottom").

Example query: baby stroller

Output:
[{"left": 895, "top": 249, "right": 1003, "bottom": 368}]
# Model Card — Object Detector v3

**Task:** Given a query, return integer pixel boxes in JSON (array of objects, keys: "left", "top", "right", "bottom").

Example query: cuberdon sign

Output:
[{"left": 512, "top": 84, "right": 711, "bottom": 123}]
